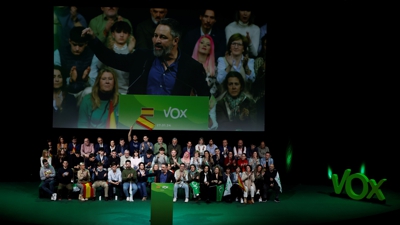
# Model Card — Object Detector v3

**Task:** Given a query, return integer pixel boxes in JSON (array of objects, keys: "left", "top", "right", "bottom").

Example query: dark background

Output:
[{"left": 11, "top": 2, "right": 398, "bottom": 195}]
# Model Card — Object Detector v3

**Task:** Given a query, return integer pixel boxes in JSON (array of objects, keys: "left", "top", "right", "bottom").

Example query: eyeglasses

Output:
[{"left": 231, "top": 42, "right": 243, "bottom": 47}]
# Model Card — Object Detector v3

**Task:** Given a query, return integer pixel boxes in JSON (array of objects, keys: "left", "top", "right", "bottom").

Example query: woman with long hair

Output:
[
  {"left": 40, "top": 149, "right": 52, "bottom": 167},
  {"left": 78, "top": 66, "right": 119, "bottom": 128},
  {"left": 57, "top": 136, "right": 68, "bottom": 151},
  {"left": 190, "top": 151, "right": 203, "bottom": 172},
  {"left": 137, "top": 162, "right": 149, "bottom": 201},
  {"left": 181, "top": 151, "right": 191, "bottom": 170}
]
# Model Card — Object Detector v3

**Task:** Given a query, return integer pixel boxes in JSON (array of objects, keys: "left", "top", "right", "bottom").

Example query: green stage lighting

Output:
[
  {"left": 328, "top": 165, "right": 332, "bottom": 179},
  {"left": 360, "top": 162, "right": 365, "bottom": 174},
  {"left": 286, "top": 141, "right": 293, "bottom": 172}
]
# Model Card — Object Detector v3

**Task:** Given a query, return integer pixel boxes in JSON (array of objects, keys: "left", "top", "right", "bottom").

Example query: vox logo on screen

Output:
[
  {"left": 331, "top": 169, "right": 386, "bottom": 201},
  {"left": 163, "top": 107, "right": 187, "bottom": 119}
]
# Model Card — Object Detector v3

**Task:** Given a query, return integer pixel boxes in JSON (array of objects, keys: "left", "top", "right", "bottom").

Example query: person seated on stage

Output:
[
  {"left": 40, "top": 149, "right": 52, "bottom": 168},
  {"left": 135, "top": 8, "right": 168, "bottom": 50},
  {"left": 232, "top": 166, "right": 244, "bottom": 203},
  {"left": 188, "top": 164, "right": 201, "bottom": 201},
  {"left": 108, "top": 162, "right": 123, "bottom": 201},
  {"left": 219, "top": 139, "right": 233, "bottom": 159},
  {"left": 154, "top": 136, "right": 168, "bottom": 156},
  {"left": 107, "top": 139, "right": 117, "bottom": 154},
  {"left": 242, "top": 165, "right": 255, "bottom": 204},
  {"left": 147, "top": 163, "right": 176, "bottom": 184},
  {"left": 130, "top": 150, "right": 142, "bottom": 170},
  {"left": 182, "top": 8, "right": 226, "bottom": 60},
  {"left": 254, "top": 164, "right": 265, "bottom": 202},
  {"left": 206, "top": 139, "right": 218, "bottom": 156},
  {"left": 140, "top": 135, "right": 154, "bottom": 156},
  {"left": 77, "top": 67, "right": 120, "bottom": 128},
  {"left": 142, "top": 150, "right": 154, "bottom": 171},
  {"left": 67, "top": 136, "right": 81, "bottom": 155},
  {"left": 128, "top": 126, "right": 141, "bottom": 155},
  {"left": 76, "top": 162, "right": 91, "bottom": 201},
  {"left": 56, "top": 160, "right": 74, "bottom": 200},
  {"left": 39, "top": 159, "right": 57, "bottom": 201},
  {"left": 260, "top": 152, "right": 274, "bottom": 169},
  {"left": 56, "top": 136, "right": 68, "bottom": 152},
  {"left": 69, "top": 150, "right": 84, "bottom": 179},
  {"left": 262, "top": 164, "right": 281, "bottom": 203},
  {"left": 190, "top": 151, "right": 203, "bottom": 172},
  {"left": 225, "top": 10, "right": 260, "bottom": 58},
  {"left": 116, "top": 138, "right": 129, "bottom": 157},
  {"left": 247, "top": 143, "right": 258, "bottom": 159},
  {"left": 168, "top": 149, "right": 181, "bottom": 172},
  {"left": 212, "top": 148, "right": 224, "bottom": 171},
  {"left": 136, "top": 162, "right": 150, "bottom": 201},
  {"left": 120, "top": 150, "right": 133, "bottom": 172},
  {"left": 82, "top": 17, "right": 210, "bottom": 96},
  {"left": 199, "top": 165, "right": 213, "bottom": 203},
  {"left": 107, "top": 150, "right": 120, "bottom": 172},
  {"left": 181, "top": 151, "right": 191, "bottom": 171},
  {"left": 94, "top": 137, "right": 109, "bottom": 155},
  {"left": 92, "top": 162, "right": 109, "bottom": 201},
  {"left": 258, "top": 141, "right": 270, "bottom": 159},
  {"left": 168, "top": 137, "right": 182, "bottom": 159},
  {"left": 152, "top": 147, "right": 169, "bottom": 169},
  {"left": 122, "top": 160, "right": 138, "bottom": 202},
  {"left": 81, "top": 138, "right": 95, "bottom": 158},
  {"left": 195, "top": 137, "right": 207, "bottom": 157},
  {"left": 85, "top": 153, "right": 98, "bottom": 181},
  {"left": 201, "top": 150, "right": 214, "bottom": 170},
  {"left": 209, "top": 165, "right": 223, "bottom": 202},
  {"left": 224, "top": 151, "right": 237, "bottom": 172},
  {"left": 248, "top": 151, "right": 260, "bottom": 172},
  {"left": 147, "top": 163, "right": 159, "bottom": 184},
  {"left": 233, "top": 139, "right": 247, "bottom": 160},
  {"left": 222, "top": 166, "right": 234, "bottom": 202},
  {"left": 88, "top": 7, "right": 133, "bottom": 44},
  {"left": 182, "top": 140, "right": 195, "bottom": 158},
  {"left": 173, "top": 163, "right": 190, "bottom": 203},
  {"left": 237, "top": 153, "right": 249, "bottom": 172},
  {"left": 95, "top": 148, "right": 110, "bottom": 169},
  {"left": 53, "top": 148, "right": 68, "bottom": 172}
]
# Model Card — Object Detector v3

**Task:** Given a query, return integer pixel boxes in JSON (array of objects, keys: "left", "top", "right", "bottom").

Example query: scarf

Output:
[{"left": 224, "top": 92, "right": 246, "bottom": 119}]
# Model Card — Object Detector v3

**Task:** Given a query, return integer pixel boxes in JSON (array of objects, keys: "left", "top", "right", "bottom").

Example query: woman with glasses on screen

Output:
[
  {"left": 216, "top": 71, "right": 256, "bottom": 131},
  {"left": 53, "top": 65, "right": 78, "bottom": 128},
  {"left": 77, "top": 66, "right": 119, "bottom": 128},
  {"left": 216, "top": 33, "right": 255, "bottom": 95}
]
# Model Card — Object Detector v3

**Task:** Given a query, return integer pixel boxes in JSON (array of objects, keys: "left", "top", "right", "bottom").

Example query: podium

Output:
[{"left": 151, "top": 183, "right": 174, "bottom": 225}]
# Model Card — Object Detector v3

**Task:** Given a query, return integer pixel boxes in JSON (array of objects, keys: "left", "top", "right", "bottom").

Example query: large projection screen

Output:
[{"left": 53, "top": 7, "right": 266, "bottom": 131}]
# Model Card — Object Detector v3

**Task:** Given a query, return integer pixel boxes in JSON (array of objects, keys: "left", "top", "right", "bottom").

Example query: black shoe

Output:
[
  {"left": 105, "top": 197, "right": 109, "bottom": 201},
  {"left": 92, "top": 197, "right": 96, "bottom": 201},
  {"left": 274, "top": 198, "right": 280, "bottom": 203}
]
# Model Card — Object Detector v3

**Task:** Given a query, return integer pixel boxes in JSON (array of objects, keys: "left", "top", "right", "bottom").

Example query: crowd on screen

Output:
[
  {"left": 53, "top": 7, "right": 267, "bottom": 131},
  {"left": 40, "top": 132, "right": 282, "bottom": 203}
]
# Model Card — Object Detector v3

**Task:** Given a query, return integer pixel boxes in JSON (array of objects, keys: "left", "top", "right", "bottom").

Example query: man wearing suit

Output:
[
  {"left": 219, "top": 139, "right": 233, "bottom": 158},
  {"left": 181, "top": 141, "right": 195, "bottom": 158},
  {"left": 182, "top": 9, "right": 226, "bottom": 60},
  {"left": 67, "top": 136, "right": 81, "bottom": 155},
  {"left": 83, "top": 18, "right": 210, "bottom": 96},
  {"left": 148, "top": 163, "right": 176, "bottom": 183},
  {"left": 135, "top": 8, "right": 168, "bottom": 50},
  {"left": 116, "top": 138, "right": 129, "bottom": 157},
  {"left": 94, "top": 137, "right": 109, "bottom": 155}
]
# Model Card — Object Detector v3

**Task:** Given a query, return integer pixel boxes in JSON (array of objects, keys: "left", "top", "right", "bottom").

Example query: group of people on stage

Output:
[
  {"left": 40, "top": 131, "right": 281, "bottom": 203},
  {"left": 53, "top": 7, "right": 267, "bottom": 131}
]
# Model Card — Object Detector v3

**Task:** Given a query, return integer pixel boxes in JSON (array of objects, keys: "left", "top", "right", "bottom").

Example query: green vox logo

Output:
[{"left": 332, "top": 169, "right": 386, "bottom": 201}]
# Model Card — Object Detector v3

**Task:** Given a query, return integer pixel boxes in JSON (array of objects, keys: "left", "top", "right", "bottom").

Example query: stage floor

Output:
[{"left": 0, "top": 182, "right": 399, "bottom": 225}]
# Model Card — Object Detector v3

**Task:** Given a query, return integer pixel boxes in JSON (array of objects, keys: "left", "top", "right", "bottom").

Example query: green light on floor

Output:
[
  {"left": 286, "top": 141, "right": 293, "bottom": 172},
  {"left": 328, "top": 165, "right": 332, "bottom": 179},
  {"left": 360, "top": 162, "right": 366, "bottom": 174}
]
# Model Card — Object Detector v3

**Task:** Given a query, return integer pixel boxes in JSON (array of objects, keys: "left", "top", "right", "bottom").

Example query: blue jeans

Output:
[
  {"left": 174, "top": 182, "right": 189, "bottom": 199},
  {"left": 137, "top": 181, "right": 148, "bottom": 197},
  {"left": 41, "top": 179, "right": 55, "bottom": 195},
  {"left": 123, "top": 182, "right": 138, "bottom": 198}
]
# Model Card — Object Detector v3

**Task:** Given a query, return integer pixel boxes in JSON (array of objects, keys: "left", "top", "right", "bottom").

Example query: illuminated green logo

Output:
[{"left": 331, "top": 169, "right": 386, "bottom": 201}]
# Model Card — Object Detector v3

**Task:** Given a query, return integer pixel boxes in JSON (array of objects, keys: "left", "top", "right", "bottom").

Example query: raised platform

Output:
[{"left": 0, "top": 182, "right": 399, "bottom": 225}]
